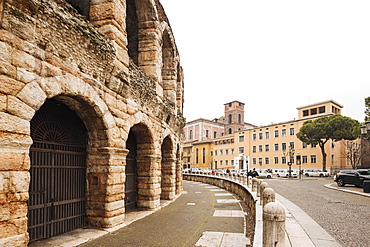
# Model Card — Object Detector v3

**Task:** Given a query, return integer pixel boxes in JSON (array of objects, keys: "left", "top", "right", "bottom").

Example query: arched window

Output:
[
  {"left": 228, "top": 114, "right": 232, "bottom": 124},
  {"left": 189, "top": 130, "right": 193, "bottom": 139},
  {"left": 238, "top": 114, "right": 241, "bottom": 123},
  {"left": 202, "top": 148, "right": 206, "bottom": 164},
  {"left": 228, "top": 128, "right": 232, "bottom": 134}
]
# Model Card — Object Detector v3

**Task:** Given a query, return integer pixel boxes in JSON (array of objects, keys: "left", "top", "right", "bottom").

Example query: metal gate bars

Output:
[{"left": 28, "top": 99, "right": 88, "bottom": 242}]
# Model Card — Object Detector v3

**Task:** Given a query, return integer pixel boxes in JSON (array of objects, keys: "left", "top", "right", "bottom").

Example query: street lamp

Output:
[
  {"left": 296, "top": 153, "right": 301, "bottom": 179},
  {"left": 283, "top": 146, "right": 295, "bottom": 178}
]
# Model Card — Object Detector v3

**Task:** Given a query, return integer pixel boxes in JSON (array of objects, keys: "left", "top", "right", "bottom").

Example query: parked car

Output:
[
  {"left": 257, "top": 171, "right": 273, "bottom": 179},
  {"left": 304, "top": 169, "right": 330, "bottom": 177},
  {"left": 334, "top": 169, "right": 370, "bottom": 187},
  {"left": 275, "top": 169, "right": 298, "bottom": 178},
  {"left": 190, "top": 167, "right": 202, "bottom": 173}
]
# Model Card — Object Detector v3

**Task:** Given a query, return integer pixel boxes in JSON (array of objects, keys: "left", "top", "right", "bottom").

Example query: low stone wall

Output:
[{"left": 183, "top": 173, "right": 256, "bottom": 227}]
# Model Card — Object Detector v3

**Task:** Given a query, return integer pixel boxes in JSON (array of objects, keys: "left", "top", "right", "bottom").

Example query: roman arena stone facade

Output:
[{"left": 0, "top": 0, "right": 185, "bottom": 245}]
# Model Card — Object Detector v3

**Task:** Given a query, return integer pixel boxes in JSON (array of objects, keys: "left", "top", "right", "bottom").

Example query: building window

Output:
[
  {"left": 228, "top": 128, "right": 232, "bottom": 134},
  {"left": 259, "top": 133, "right": 263, "bottom": 140},
  {"left": 282, "top": 129, "right": 286, "bottom": 137},
  {"left": 265, "top": 157, "right": 269, "bottom": 165},
  {"left": 289, "top": 128, "right": 294, "bottom": 136},
  {"left": 289, "top": 142, "right": 294, "bottom": 149},
  {"left": 228, "top": 114, "right": 232, "bottom": 124},
  {"left": 253, "top": 134, "right": 257, "bottom": 140},
  {"left": 311, "top": 143, "right": 317, "bottom": 148},
  {"left": 231, "top": 148, "right": 234, "bottom": 154},
  {"left": 252, "top": 158, "right": 256, "bottom": 165},
  {"left": 220, "top": 160, "right": 223, "bottom": 166},
  {"left": 282, "top": 143, "right": 287, "bottom": 150},
  {"left": 274, "top": 157, "right": 279, "bottom": 164},
  {"left": 238, "top": 114, "right": 241, "bottom": 123},
  {"left": 319, "top": 106, "right": 325, "bottom": 113},
  {"left": 302, "top": 155, "right": 308, "bottom": 164},
  {"left": 259, "top": 145, "right": 263, "bottom": 152},
  {"left": 302, "top": 142, "right": 307, "bottom": 149},
  {"left": 274, "top": 130, "right": 279, "bottom": 138},
  {"left": 252, "top": 146, "right": 257, "bottom": 153},
  {"left": 214, "top": 131, "right": 217, "bottom": 138},
  {"left": 220, "top": 149, "right": 223, "bottom": 155},
  {"left": 274, "top": 143, "right": 279, "bottom": 151},
  {"left": 239, "top": 147, "right": 244, "bottom": 154},
  {"left": 265, "top": 144, "right": 270, "bottom": 152},
  {"left": 282, "top": 156, "right": 286, "bottom": 164},
  {"left": 303, "top": 110, "right": 309, "bottom": 116},
  {"left": 202, "top": 148, "right": 205, "bottom": 164},
  {"left": 265, "top": 132, "right": 270, "bottom": 139},
  {"left": 226, "top": 160, "right": 228, "bottom": 166},
  {"left": 196, "top": 148, "right": 199, "bottom": 164},
  {"left": 311, "top": 155, "right": 317, "bottom": 164},
  {"left": 239, "top": 135, "right": 244, "bottom": 142},
  {"left": 189, "top": 130, "right": 193, "bottom": 139},
  {"left": 206, "top": 130, "right": 209, "bottom": 138},
  {"left": 225, "top": 149, "right": 229, "bottom": 155},
  {"left": 258, "top": 157, "right": 263, "bottom": 165},
  {"left": 310, "top": 108, "right": 317, "bottom": 115}
]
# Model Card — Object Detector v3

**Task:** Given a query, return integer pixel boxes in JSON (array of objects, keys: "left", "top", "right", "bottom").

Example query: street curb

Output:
[{"left": 324, "top": 183, "right": 370, "bottom": 198}]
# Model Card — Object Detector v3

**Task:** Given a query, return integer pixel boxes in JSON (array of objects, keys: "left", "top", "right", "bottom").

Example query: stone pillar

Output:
[
  {"left": 137, "top": 154, "right": 161, "bottom": 209},
  {"left": 262, "top": 188, "right": 275, "bottom": 208},
  {"left": 260, "top": 182, "right": 268, "bottom": 205},
  {"left": 257, "top": 179, "right": 263, "bottom": 197},
  {"left": 263, "top": 202, "right": 286, "bottom": 247},
  {"left": 0, "top": 116, "right": 33, "bottom": 246},
  {"left": 161, "top": 156, "right": 176, "bottom": 200},
  {"left": 87, "top": 147, "right": 126, "bottom": 228},
  {"left": 252, "top": 178, "right": 258, "bottom": 192},
  {"left": 248, "top": 176, "right": 252, "bottom": 188},
  {"left": 175, "top": 162, "right": 182, "bottom": 195}
]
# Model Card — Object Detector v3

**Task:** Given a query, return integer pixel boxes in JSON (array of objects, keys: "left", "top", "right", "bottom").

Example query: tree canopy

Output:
[{"left": 297, "top": 114, "right": 360, "bottom": 171}]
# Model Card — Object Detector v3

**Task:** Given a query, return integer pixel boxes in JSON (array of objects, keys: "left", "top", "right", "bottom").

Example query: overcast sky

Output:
[{"left": 160, "top": 0, "right": 370, "bottom": 126}]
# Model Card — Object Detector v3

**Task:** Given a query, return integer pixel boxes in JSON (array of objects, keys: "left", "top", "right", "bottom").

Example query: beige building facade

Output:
[{"left": 188, "top": 100, "right": 352, "bottom": 174}]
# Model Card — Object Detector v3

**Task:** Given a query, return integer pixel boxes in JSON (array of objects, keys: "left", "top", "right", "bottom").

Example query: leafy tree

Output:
[{"left": 297, "top": 114, "right": 360, "bottom": 171}]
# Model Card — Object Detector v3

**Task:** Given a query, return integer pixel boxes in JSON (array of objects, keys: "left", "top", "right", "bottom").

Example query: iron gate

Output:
[
  {"left": 125, "top": 131, "right": 138, "bottom": 212},
  {"left": 28, "top": 99, "right": 87, "bottom": 242}
]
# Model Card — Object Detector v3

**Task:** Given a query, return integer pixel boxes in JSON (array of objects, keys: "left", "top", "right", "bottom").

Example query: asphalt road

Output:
[{"left": 264, "top": 176, "right": 370, "bottom": 247}]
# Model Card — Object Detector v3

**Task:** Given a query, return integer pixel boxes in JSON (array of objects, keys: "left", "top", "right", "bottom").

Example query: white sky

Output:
[{"left": 160, "top": 0, "right": 370, "bottom": 126}]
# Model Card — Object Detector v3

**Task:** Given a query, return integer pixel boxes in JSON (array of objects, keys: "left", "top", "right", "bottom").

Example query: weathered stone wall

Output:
[{"left": 0, "top": 0, "right": 184, "bottom": 245}]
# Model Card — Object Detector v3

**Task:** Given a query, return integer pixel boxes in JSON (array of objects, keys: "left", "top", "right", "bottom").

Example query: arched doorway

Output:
[
  {"left": 125, "top": 131, "right": 138, "bottom": 212},
  {"left": 28, "top": 99, "right": 88, "bottom": 242}
]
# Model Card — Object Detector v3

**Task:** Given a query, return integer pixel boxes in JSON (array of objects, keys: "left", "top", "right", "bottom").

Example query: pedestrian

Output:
[
  {"left": 252, "top": 168, "right": 259, "bottom": 178},
  {"left": 247, "top": 170, "right": 253, "bottom": 177}
]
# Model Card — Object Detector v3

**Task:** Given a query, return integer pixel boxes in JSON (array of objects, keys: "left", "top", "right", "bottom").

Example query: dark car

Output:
[{"left": 334, "top": 169, "right": 370, "bottom": 187}]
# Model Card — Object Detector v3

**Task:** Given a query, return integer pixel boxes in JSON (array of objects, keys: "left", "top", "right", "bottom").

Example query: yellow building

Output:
[{"left": 192, "top": 100, "right": 353, "bottom": 174}]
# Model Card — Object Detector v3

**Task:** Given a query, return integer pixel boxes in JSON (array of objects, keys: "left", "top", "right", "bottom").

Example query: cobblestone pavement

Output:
[{"left": 265, "top": 177, "right": 370, "bottom": 247}]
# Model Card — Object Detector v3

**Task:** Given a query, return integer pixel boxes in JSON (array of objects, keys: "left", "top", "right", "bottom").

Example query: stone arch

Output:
[
  {"left": 161, "top": 23, "right": 179, "bottom": 106},
  {"left": 15, "top": 77, "right": 127, "bottom": 230},
  {"left": 127, "top": 123, "right": 160, "bottom": 209},
  {"left": 160, "top": 135, "right": 176, "bottom": 200}
]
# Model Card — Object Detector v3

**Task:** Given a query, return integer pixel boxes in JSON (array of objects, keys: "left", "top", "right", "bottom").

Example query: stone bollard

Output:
[
  {"left": 260, "top": 182, "right": 268, "bottom": 205},
  {"left": 252, "top": 178, "right": 258, "bottom": 192},
  {"left": 257, "top": 179, "right": 263, "bottom": 197},
  {"left": 248, "top": 176, "right": 252, "bottom": 188},
  {"left": 262, "top": 188, "right": 276, "bottom": 208},
  {"left": 242, "top": 175, "right": 247, "bottom": 185},
  {"left": 263, "top": 202, "right": 286, "bottom": 247}
]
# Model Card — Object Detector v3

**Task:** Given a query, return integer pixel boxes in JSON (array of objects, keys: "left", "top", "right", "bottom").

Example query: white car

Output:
[
  {"left": 304, "top": 169, "right": 329, "bottom": 177},
  {"left": 275, "top": 169, "right": 297, "bottom": 178},
  {"left": 257, "top": 171, "right": 273, "bottom": 179}
]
